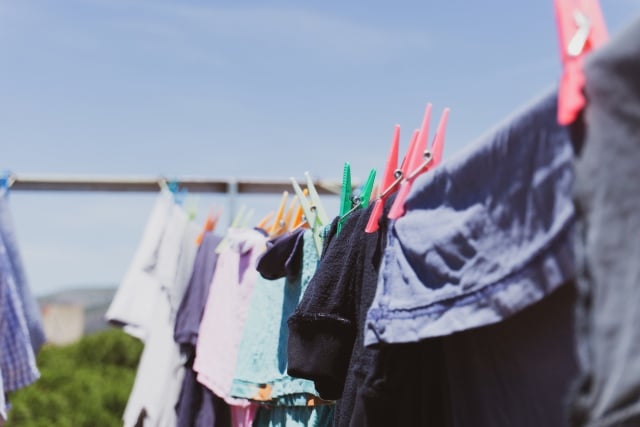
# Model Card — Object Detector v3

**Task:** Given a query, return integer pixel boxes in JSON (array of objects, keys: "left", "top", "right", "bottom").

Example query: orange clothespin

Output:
[
  {"left": 284, "top": 197, "right": 299, "bottom": 231},
  {"left": 268, "top": 191, "right": 289, "bottom": 237},
  {"left": 257, "top": 211, "right": 275, "bottom": 231},
  {"left": 388, "top": 107, "right": 450, "bottom": 220},
  {"left": 196, "top": 208, "right": 221, "bottom": 245},
  {"left": 554, "top": 0, "right": 608, "bottom": 125},
  {"left": 290, "top": 189, "right": 308, "bottom": 229}
]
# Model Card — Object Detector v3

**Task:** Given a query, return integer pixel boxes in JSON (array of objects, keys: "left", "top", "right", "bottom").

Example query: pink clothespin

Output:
[
  {"left": 365, "top": 125, "right": 401, "bottom": 233},
  {"left": 365, "top": 127, "right": 422, "bottom": 233},
  {"left": 554, "top": 0, "right": 608, "bottom": 125},
  {"left": 388, "top": 107, "right": 450, "bottom": 220}
]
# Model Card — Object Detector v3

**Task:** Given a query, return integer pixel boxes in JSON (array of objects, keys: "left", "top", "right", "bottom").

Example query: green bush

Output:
[{"left": 5, "top": 328, "right": 143, "bottom": 427}]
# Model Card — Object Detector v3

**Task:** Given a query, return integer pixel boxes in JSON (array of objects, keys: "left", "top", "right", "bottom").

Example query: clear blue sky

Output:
[{"left": 2, "top": 0, "right": 639, "bottom": 295}]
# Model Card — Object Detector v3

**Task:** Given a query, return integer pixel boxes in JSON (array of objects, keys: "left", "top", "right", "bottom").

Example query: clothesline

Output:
[{"left": 4, "top": 173, "right": 351, "bottom": 195}]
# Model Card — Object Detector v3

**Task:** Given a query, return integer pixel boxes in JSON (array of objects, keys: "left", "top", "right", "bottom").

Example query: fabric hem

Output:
[{"left": 365, "top": 224, "right": 575, "bottom": 345}]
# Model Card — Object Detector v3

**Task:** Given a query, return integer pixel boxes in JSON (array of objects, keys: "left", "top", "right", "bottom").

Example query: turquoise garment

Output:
[
  {"left": 253, "top": 404, "right": 334, "bottom": 427},
  {"left": 230, "top": 230, "right": 320, "bottom": 400}
]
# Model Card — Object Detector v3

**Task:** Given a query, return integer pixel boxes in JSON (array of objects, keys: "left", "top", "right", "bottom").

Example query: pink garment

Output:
[
  {"left": 231, "top": 404, "right": 259, "bottom": 427},
  {"left": 193, "top": 228, "right": 266, "bottom": 425}
]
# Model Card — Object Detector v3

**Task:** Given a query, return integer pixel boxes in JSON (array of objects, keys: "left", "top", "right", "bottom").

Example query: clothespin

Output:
[
  {"left": 0, "top": 171, "right": 13, "bottom": 196},
  {"left": 554, "top": 0, "right": 608, "bottom": 125},
  {"left": 215, "top": 204, "right": 249, "bottom": 254},
  {"left": 304, "top": 172, "right": 329, "bottom": 225},
  {"left": 164, "top": 178, "right": 188, "bottom": 205},
  {"left": 337, "top": 167, "right": 376, "bottom": 233},
  {"left": 268, "top": 191, "right": 289, "bottom": 237},
  {"left": 185, "top": 194, "right": 200, "bottom": 221},
  {"left": 337, "top": 162, "right": 352, "bottom": 234},
  {"left": 291, "top": 178, "right": 323, "bottom": 255},
  {"left": 284, "top": 197, "right": 299, "bottom": 231},
  {"left": 167, "top": 179, "right": 179, "bottom": 195},
  {"left": 359, "top": 169, "right": 377, "bottom": 210},
  {"left": 257, "top": 211, "right": 275, "bottom": 232},
  {"left": 290, "top": 189, "right": 307, "bottom": 229},
  {"left": 241, "top": 208, "right": 254, "bottom": 228},
  {"left": 196, "top": 212, "right": 214, "bottom": 245},
  {"left": 388, "top": 107, "right": 450, "bottom": 220},
  {"left": 365, "top": 125, "right": 409, "bottom": 233},
  {"left": 195, "top": 207, "right": 222, "bottom": 244}
]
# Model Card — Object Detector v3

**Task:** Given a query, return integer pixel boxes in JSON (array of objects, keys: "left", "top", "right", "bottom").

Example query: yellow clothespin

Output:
[
  {"left": 291, "top": 178, "right": 323, "bottom": 255},
  {"left": 305, "top": 172, "right": 329, "bottom": 225}
]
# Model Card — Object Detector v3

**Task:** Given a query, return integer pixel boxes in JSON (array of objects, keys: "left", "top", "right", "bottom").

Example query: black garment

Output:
[
  {"left": 571, "top": 16, "right": 640, "bottom": 427},
  {"left": 351, "top": 338, "right": 451, "bottom": 427},
  {"left": 173, "top": 232, "right": 230, "bottom": 427},
  {"left": 442, "top": 281, "right": 577, "bottom": 427},
  {"left": 256, "top": 228, "right": 306, "bottom": 280},
  {"left": 288, "top": 201, "right": 408, "bottom": 427},
  {"left": 177, "top": 354, "right": 231, "bottom": 427}
]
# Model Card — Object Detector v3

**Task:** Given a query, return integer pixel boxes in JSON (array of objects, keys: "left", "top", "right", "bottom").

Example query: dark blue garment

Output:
[
  {"left": 571, "top": 16, "right": 640, "bottom": 427},
  {"left": 366, "top": 91, "right": 576, "bottom": 345},
  {"left": 173, "top": 232, "right": 230, "bottom": 427},
  {"left": 0, "top": 189, "right": 46, "bottom": 352},
  {"left": 256, "top": 229, "right": 305, "bottom": 281}
]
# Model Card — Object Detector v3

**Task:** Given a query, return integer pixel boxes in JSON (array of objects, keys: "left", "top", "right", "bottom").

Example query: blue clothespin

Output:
[
  {"left": 175, "top": 187, "right": 188, "bottom": 206},
  {"left": 167, "top": 179, "right": 179, "bottom": 194},
  {"left": 0, "top": 170, "right": 12, "bottom": 197},
  {"left": 166, "top": 179, "right": 187, "bottom": 205}
]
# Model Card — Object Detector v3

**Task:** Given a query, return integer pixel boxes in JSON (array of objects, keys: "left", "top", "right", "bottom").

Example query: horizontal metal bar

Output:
[{"left": 7, "top": 174, "right": 348, "bottom": 195}]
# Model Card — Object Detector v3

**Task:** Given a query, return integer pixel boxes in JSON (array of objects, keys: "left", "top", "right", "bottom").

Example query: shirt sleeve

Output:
[
  {"left": 256, "top": 229, "right": 305, "bottom": 280},
  {"left": 287, "top": 213, "right": 363, "bottom": 400}
]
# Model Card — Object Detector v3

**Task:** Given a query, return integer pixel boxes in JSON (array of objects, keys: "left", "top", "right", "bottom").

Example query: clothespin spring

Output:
[{"left": 406, "top": 151, "right": 433, "bottom": 181}]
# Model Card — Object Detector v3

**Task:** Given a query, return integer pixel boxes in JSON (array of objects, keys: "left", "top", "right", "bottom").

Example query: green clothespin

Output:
[
  {"left": 359, "top": 169, "right": 377, "bottom": 209},
  {"left": 337, "top": 166, "right": 377, "bottom": 234},
  {"left": 337, "top": 162, "right": 352, "bottom": 234}
]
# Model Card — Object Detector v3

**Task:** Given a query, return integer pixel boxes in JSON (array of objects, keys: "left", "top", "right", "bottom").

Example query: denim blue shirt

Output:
[{"left": 365, "top": 91, "right": 576, "bottom": 345}]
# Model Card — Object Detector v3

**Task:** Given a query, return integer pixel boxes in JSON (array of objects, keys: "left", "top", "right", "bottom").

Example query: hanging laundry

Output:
[
  {"left": 287, "top": 202, "right": 396, "bottom": 427},
  {"left": 105, "top": 190, "right": 200, "bottom": 427},
  {"left": 0, "top": 239, "right": 40, "bottom": 393},
  {"left": 570, "top": 16, "right": 640, "bottom": 427},
  {"left": 231, "top": 228, "right": 334, "bottom": 426},
  {"left": 174, "top": 231, "right": 230, "bottom": 427},
  {"left": 0, "top": 186, "right": 42, "bottom": 422},
  {"left": 105, "top": 190, "right": 174, "bottom": 341},
  {"left": 365, "top": 91, "right": 576, "bottom": 344},
  {"left": 0, "top": 188, "right": 46, "bottom": 352},
  {"left": 193, "top": 227, "right": 267, "bottom": 427},
  {"left": 0, "top": 374, "right": 5, "bottom": 424},
  {"left": 354, "top": 92, "right": 579, "bottom": 426}
]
